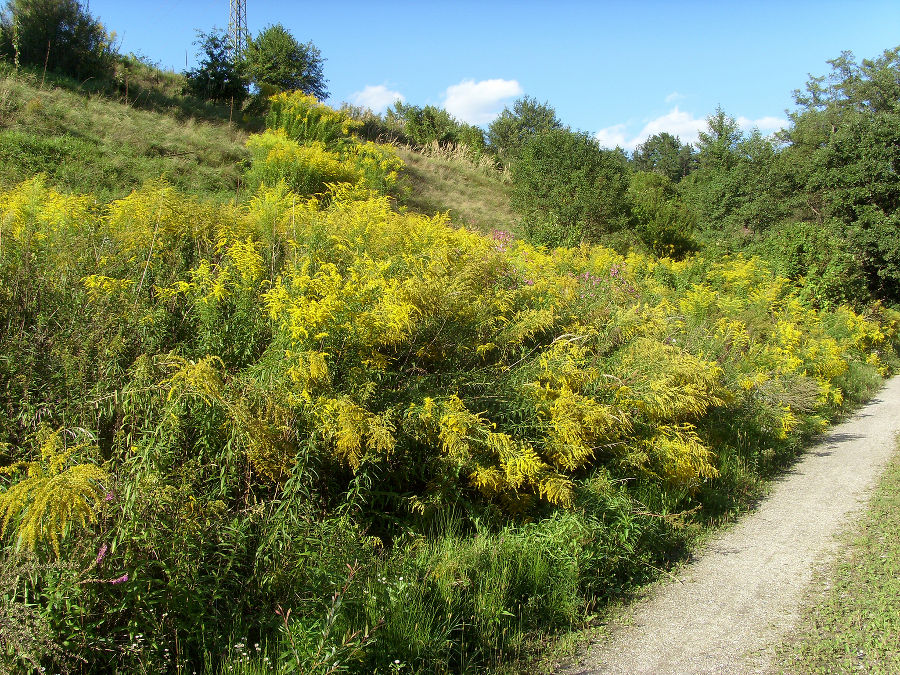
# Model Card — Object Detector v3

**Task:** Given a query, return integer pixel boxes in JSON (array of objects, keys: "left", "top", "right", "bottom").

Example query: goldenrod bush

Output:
[
  {"left": 1, "top": 97, "right": 898, "bottom": 673},
  {"left": 246, "top": 92, "right": 403, "bottom": 199}
]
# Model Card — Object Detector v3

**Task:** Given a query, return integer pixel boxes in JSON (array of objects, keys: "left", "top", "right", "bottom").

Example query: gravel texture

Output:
[{"left": 558, "top": 376, "right": 900, "bottom": 675}]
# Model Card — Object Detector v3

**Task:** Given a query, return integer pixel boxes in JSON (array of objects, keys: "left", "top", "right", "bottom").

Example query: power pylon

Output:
[{"left": 228, "top": 0, "right": 248, "bottom": 62}]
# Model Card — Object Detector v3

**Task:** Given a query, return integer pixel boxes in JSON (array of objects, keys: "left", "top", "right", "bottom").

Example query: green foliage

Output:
[
  {"left": 487, "top": 95, "right": 562, "bottom": 165},
  {"left": 627, "top": 171, "right": 696, "bottom": 257},
  {"left": 0, "top": 0, "right": 115, "bottom": 80},
  {"left": 183, "top": 29, "right": 247, "bottom": 105},
  {"left": 682, "top": 110, "right": 791, "bottom": 237},
  {"left": 754, "top": 219, "right": 869, "bottom": 308},
  {"left": 631, "top": 132, "right": 696, "bottom": 182},
  {"left": 0, "top": 553, "right": 63, "bottom": 671},
  {"left": 511, "top": 128, "right": 631, "bottom": 246},
  {"left": 243, "top": 23, "right": 328, "bottom": 99},
  {"left": 387, "top": 101, "right": 487, "bottom": 153},
  {"left": 782, "top": 46, "right": 900, "bottom": 303}
]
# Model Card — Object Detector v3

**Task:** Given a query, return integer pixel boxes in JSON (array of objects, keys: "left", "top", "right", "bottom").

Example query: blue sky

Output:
[{"left": 89, "top": 0, "right": 900, "bottom": 150}]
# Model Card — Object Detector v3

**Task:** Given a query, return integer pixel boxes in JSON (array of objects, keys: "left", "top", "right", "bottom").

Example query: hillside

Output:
[
  {"left": 0, "top": 64, "right": 249, "bottom": 201},
  {"left": 0, "top": 64, "right": 515, "bottom": 229},
  {"left": 1, "top": 68, "right": 899, "bottom": 675}
]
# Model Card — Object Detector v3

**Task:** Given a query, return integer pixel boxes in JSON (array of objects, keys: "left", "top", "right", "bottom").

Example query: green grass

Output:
[
  {"left": 394, "top": 145, "right": 517, "bottom": 235},
  {"left": 774, "top": 436, "right": 900, "bottom": 673},
  {"left": 0, "top": 66, "right": 249, "bottom": 201}
]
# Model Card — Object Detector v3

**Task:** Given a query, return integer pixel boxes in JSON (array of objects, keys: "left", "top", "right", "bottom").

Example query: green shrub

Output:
[
  {"left": 511, "top": 128, "right": 631, "bottom": 247},
  {"left": 487, "top": 95, "right": 562, "bottom": 166},
  {"left": 755, "top": 219, "right": 869, "bottom": 309},
  {"left": 627, "top": 171, "right": 697, "bottom": 258},
  {"left": 0, "top": 0, "right": 116, "bottom": 80},
  {"left": 387, "top": 101, "right": 487, "bottom": 154},
  {"left": 183, "top": 29, "right": 247, "bottom": 105}
]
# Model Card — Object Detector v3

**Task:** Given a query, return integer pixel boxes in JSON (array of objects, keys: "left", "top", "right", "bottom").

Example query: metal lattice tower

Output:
[{"left": 228, "top": 0, "right": 248, "bottom": 62}]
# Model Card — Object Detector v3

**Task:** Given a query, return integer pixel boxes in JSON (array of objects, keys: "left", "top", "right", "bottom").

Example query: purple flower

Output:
[
  {"left": 96, "top": 543, "right": 108, "bottom": 565},
  {"left": 104, "top": 491, "right": 115, "bottom": 502},
  {"left": 108, "top": 574, "right": 128, "bottom": 585},
  {"left": 490, "top": 229, "right": 513, "bottom": 251}
]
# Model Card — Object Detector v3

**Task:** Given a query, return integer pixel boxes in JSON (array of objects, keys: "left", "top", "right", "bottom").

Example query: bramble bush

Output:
[{"left": 0, "top": 97, "right": 898, "bottom": 673}]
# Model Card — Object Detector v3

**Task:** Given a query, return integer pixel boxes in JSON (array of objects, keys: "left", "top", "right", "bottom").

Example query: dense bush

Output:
[
  {"left": 512, "top": 128, "right": 631, "bottom": 247},
  {"left": 387, "top": 101, "right": 487, "bottom": 153},
  {"left": 0, "top": 0, "right": 115, "bottom": 80},
  {"left": 487, "top": 95, "right": 562, "bottom": 166},
  {"left": 0, "top": 97, "right": 898, "bottom": 674},
  {"left": 631, "top": 132, "right": 696, "bottom": 183},
  {"left": 183, "top": 29, "right": 247, "bottom": 105},
  {"left": 627, "top": 171, "right": 697, "bottom": 257},
  {"left": 243, "top": 23, "right": 328, "bottom": 99}
]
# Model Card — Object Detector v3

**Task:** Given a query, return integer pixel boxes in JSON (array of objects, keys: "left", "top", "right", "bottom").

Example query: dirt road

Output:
[{"left": 560, "top": 376, "right": 900, "bottom": 675}]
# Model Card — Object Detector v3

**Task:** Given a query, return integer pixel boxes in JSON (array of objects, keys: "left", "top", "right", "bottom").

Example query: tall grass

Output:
[{"left": 0, "top": 64, "right": 248, "bottom": 200}]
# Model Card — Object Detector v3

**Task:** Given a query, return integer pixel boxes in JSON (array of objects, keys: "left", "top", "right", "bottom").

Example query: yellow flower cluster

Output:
[
  {"left": 245, "top": 92, "right": 403, "bottom": 198},
  {"left": 2, "top": 103, "right": 897, "bottom": 515}
]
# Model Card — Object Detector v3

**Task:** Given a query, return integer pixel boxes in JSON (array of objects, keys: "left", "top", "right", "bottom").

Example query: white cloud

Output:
[
  {"left": 637, "top": 107, "right": 707, "bottom": 146},
  {"left": 442, "top": 78, "right": 523, "bottom": 125},
  {"left": 664, "top": 91, "right": 685, "bottom": 104},
  {"left": 350, "top": 85, "right": 405, "bottom": 112},
  {"left": 595, "top": 106, "right": 706, "bottom": 151},
  {"left": 594, "top": 123, "right": 629, "bottom": 150},
  {"left": 595, "top": 107, "right": 789, "bottom": 151},
  {"left": 737, "top": 115, "right": 788, "bottom": 133}
]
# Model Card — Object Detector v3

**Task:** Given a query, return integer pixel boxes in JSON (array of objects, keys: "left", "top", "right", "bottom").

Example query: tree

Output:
[
  {"left": 0, "top": 0, "right": 115, "bottom": 79},
  {"left": 628, "top": 171, "right": 696, "bottom": 257},
  {"left": 631, "top": 132, "right": 696, "bottom": 182},
  {"left": 243, "top": 23, "right": 328, "bottom": 99},
  {"left": 487, "top": 96, "right": 562, "bottom": 165},
  {"left": 783, "top": 46, "right": 900, "bottom": 301},
  {"left": 682, "top": 109, "right": 792, "bottom": 236},
  {"left": 386, "top": 101, "right": 486, "bottom": 151},
  {"left": 696, "top": 106, "right": 743, "bottom": 172},
  {"left": 183, "top": 29, "right": 247, "bottom": 104},
  {"left": 511, "top": 128, "right": 631, "bottom": 247}
]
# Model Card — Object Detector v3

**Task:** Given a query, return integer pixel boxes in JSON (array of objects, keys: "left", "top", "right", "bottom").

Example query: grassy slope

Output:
[
  {"left": 394, "top": 145, "right": 517, "bottom": 234},
  {"left": 0, "top": 66, "right": 516, "bottom": 232},
  {"left": 774, "top": 436, "right": 900, "bottom": 673},
  {"left": 0, "top": 66, "right": 248, "bottom": 201}
]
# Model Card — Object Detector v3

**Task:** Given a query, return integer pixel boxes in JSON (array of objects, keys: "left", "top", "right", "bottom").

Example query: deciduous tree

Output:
[{"left": 243, "top": 23, "right": 328, "bottom": 99}]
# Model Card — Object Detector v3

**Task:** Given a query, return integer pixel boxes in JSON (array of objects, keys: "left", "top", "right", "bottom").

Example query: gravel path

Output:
[{"left": 559, "top": 376, "right": 900, "bottom": 675}]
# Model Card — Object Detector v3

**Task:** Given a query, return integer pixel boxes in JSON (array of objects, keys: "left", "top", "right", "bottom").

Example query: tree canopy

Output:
[
  {"left": 511, "top": 128, "right": 631, "bottom": 246},
  {"left": 243, "top": 23, "right": 328, "bottom": 99},
  {"left": 631, "top": 132, "right": 696, "bottom": 182},
  {"left": 183, "top": 29, "right": 247, "bottom": 104},
  {"left": 487, "top": 96, "right": 562, "bottom": 165},
  {"left": 0, "top": 0, "right": 115, "bottom": 79}
]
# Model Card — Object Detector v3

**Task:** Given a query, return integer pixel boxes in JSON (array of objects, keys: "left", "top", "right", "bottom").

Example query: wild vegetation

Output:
[
  {"left": 0, "top": 1, "right": 899, "bottom": 673},
  {"left": 775, "top": 437, "right": 900, "bottom": 673}
]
